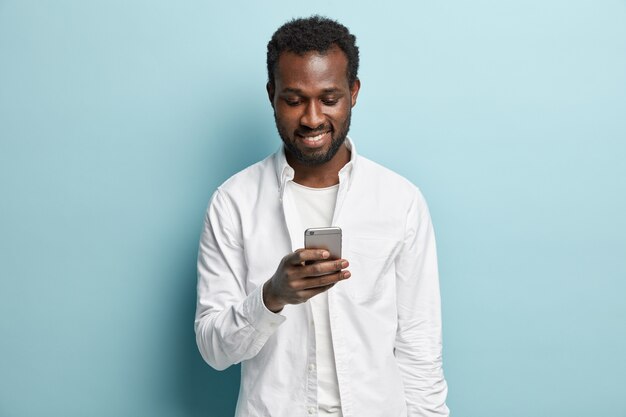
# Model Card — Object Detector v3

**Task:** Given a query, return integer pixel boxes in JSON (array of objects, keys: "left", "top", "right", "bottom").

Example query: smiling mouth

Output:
[
  {"left": 301, "top": 132, "right": 327, "bottom": 142},
  {"left": 298, "top": 131, "right": 330, "bottom": 148}
]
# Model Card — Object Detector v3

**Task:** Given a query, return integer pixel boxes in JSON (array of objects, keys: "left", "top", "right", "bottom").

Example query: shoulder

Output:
[
  {"left": 341, "top": 154, "right": 431, "bottom": 241},
  {"left": 205, "top": 153, "right": 281, "bottom": 223},
  {"left": 354, "top": 155, "right": 433, "bottom": 221},
  {"left": 355, "top": 156, "right": 435, "bottom": 239},
  {"left": 355, "top": 154, "right": 423, "bottom": 200}
]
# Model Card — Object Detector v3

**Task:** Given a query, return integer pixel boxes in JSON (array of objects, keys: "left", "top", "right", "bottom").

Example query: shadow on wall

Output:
[{"left": 168, "top": 103, "right": 276, "bottom": 416}]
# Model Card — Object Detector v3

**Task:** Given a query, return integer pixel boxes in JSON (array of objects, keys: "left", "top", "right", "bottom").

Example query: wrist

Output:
[{"left": 262, "top": 280, "right": 284, "bottom": 313}]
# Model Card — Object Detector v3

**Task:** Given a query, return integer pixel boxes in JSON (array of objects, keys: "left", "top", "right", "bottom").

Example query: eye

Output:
[
  {"left": 321, "top": 97, "right": 339, "bottom": 106},
  {"left": 284, "top": 98, "right": 301, "bottom": 107}
]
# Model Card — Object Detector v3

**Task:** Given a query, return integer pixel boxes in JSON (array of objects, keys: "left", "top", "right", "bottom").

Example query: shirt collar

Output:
[{"left": 274, "top": 136, "right": 358, "bottom": 200}]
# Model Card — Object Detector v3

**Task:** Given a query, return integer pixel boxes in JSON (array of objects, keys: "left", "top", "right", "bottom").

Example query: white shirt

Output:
[
  {"left": 195, "top": 138, "right": 449, "bottom": 417},
  {"left": 288, "top": 181, "right": 342, "bottom": 416}
]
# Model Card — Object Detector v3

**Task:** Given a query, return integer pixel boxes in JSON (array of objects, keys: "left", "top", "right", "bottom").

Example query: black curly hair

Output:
[{"left": 266, "top": 15, "right": 359, "bottom": 87}]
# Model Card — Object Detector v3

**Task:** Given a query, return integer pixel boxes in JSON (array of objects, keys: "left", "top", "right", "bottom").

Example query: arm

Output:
[
  {"left": 194, "top": 189, "right": 285, "bottom": 370},
  {"left": 194, "top": 190, "right": 350, "bottom": 370},
  {"left": 394, "top": 189, "right": 450, "bottom": 416}
]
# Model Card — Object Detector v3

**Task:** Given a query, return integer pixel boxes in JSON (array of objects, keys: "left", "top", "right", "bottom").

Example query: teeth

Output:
[{"left": 304, "top": 133, "right": 325, "bottom": 142}]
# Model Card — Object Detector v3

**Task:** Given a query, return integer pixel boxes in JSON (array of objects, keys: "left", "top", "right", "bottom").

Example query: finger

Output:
[
  {"left": 286, "top": 248, "right": 330, "bottom": 266},
  {"left": 302, "top": 259, "right": 349, "bottom": 277},
  {"left": 299, "top": 270, "right": 351, "bottom": 290},
  {"left": 296, "top": 283, "right": 336, "bottom": 302}
]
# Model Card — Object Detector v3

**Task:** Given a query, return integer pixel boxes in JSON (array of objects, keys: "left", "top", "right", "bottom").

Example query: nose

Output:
[{"left": 300, "top": 101, "right": 325, "bottom": 129}]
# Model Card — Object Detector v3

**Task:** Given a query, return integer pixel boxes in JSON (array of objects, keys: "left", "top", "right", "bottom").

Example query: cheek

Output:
[
  {"left": 328, "top": 106, "right": 350, "bottom": 126},
  {"left": 275, "top": 111, "right": 298, "bottom": 135},
  {"left": 275, "top": 106, "right": 299, "bottom": 124}
]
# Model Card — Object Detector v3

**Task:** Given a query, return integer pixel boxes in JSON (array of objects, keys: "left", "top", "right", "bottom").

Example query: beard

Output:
[{"left": 274, "top": 110, "right": 351, "bottom": 167}]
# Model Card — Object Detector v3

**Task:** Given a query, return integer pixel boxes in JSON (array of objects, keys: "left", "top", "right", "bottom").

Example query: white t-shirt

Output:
[{"left": 288, "top": 181, "right": 342, "bottom": 417}]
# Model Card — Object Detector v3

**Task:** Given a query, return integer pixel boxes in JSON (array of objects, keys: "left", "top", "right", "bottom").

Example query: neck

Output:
[{"left": 286, "top": 144, "right": 350, "bottom": 188}]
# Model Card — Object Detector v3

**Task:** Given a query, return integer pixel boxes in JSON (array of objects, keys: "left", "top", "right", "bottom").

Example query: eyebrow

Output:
[{"left": 280, "top": 87, "right": 342, "bottom": 95}]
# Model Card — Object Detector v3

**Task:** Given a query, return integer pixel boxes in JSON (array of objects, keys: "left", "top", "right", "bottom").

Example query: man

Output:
[{"left": 195, "top": 16, "right": 449, "bottom": 417}]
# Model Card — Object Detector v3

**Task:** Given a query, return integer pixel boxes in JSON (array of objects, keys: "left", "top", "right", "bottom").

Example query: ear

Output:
[
  {"left": 350, "top": 78, "right": 361, "bottom": 107},
  {"left": 266, "top": 82, "right": 275, "bottom": 108}
]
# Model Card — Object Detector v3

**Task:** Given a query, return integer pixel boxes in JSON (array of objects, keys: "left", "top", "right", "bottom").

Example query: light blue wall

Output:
[{"left": 1, "top": 1, "right": 624, "bottom": 416}]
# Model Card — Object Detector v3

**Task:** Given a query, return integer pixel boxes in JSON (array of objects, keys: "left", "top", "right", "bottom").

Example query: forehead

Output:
[{"left": 274, "top": 47, "right": 350, "bottom": 91}]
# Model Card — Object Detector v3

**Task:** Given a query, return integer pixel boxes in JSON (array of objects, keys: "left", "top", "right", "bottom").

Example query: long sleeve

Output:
[
  {"left": 394, "top": 189, "right": 449, "bottom": 416},
  {"left": 194, "top": 189, "right": 285, "bottom": 371}
]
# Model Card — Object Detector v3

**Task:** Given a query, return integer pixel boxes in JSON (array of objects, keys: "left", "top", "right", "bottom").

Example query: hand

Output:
[{"left": 262, "top": 249, "right": 351, "bottom": 313}]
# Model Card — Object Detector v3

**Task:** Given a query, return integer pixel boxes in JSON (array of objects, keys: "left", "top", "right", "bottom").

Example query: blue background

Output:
[{"left": 1, "top": 1, "right": 625, "bottom": 416}]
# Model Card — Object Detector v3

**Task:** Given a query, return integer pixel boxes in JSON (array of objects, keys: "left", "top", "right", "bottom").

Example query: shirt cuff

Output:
[{"left": 243, "top": 284, "right": 286, "bottom": 334}]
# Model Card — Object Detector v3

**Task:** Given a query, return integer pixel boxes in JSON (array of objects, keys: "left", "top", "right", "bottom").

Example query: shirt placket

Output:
[
  {"left": 327, "top": 166, "right": 354, "bottom": 417},
  {"left": 279, "top": 169, "right": 320, "bottom": 416}
]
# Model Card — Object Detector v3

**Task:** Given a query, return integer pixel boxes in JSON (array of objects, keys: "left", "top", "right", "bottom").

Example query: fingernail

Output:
[
  {"left": 341, "top": 260, "right": 348, "bottom": 268},
  {"left": 322, "top": 251, "right": 330, "bottom": 258},
  {"left": 343, "top": 271, "right": 351, "bottom": 278}
]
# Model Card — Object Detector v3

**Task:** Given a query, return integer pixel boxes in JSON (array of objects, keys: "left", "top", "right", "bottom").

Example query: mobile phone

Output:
[{"left": 304, "top": 227, "right": 342, "bottom": 260}]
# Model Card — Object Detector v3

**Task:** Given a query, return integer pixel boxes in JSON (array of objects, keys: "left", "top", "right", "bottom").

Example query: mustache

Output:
[{"left": 295, "top": 125, "right": 332, "bottom": 136}]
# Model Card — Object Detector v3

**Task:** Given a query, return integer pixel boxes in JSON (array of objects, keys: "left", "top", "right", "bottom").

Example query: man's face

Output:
[{"left": 268, "top": 46, "right": 360, "bottom": 167}]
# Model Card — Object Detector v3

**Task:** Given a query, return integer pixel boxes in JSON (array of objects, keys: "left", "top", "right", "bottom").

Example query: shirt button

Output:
[
  {"left": 308, "top": 407, "right": 316, "bottom": 415},
  {"left": 308, "top": 363, "right": 316, "bottom": 372}
]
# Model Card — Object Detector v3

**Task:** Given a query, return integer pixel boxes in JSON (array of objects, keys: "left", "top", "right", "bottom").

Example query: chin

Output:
[{"left": 293, "top": 136, "right": 346, "bottom": 166}]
